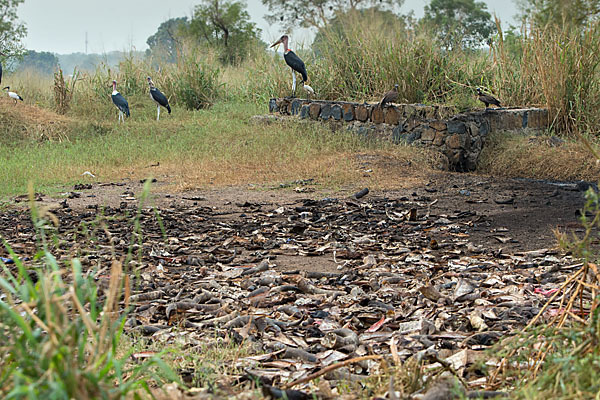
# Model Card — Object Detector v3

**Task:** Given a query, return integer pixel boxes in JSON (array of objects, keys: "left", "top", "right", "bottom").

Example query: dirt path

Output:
[{"left": 12, "top": 171, "right": 586, "bottom": 254}]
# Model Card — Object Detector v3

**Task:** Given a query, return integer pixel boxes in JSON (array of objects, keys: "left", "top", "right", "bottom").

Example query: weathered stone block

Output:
[
  {"left": 371, "top": 107, "right": 384, "bottom": 124},
  {"left": 430, "top": 121, "right": 447, "bottom": 131},
  {"left": 299, "top": 105, "right": 310, "bottom": 119},
  {"left": 479, "top": 121, "right": 489, "bottom": 137},
  {"left": 433, "top": 131, "right": 446, "bottom": 146},
  {"left": 320, "top": 104, "right": 332, "bottom": 120},
  {"left": 383, "top": 107, "right": 399, "bottom": 125},
  {"left": 342, "top": 104, "right": 354, "bottom": 121},
  {"left": 309, "top": 103, "right": 321, "bottom": 119},
  {"left": 269, "top": 98, "right": 279, "bottom": 113},
  {"left": 447, "top": 121, "right": 466, "bottom": 134},
  {"left": 403, "top": 105, "right": 416, "bottom": 119},
  {"left": 392, "top": 124, "right": 405, "bottom": 144},
  {"left": 421, "top": 127, "right": 437, "bottom": 142},
  {"left": 527, "top": 109, "right": 549, "bottom": 129},
  {"left": 277, "top": 99, "right": 289, "bottom": 114},
  {"left": 291, "top": 99, "right": 302, "bottom": 115},
  {"left": 355, "top": 105, "right": 369, "bottom": 122},
  {"left": 331, "top": 105, "right": 342, "bottom": 121},
  {"left": 446, "top": 134, "right": 466, "bottom": 149},
  {"left": 467, "top": 122, "right": 479, "bottom": 136}
]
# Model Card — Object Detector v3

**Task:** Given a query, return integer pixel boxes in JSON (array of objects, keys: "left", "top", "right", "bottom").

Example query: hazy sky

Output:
[{"left": 18, "top": 0, "right": 519, "bottom": 54}]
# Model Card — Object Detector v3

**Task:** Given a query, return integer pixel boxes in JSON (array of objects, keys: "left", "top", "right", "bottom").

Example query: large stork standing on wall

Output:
[
  {"left": 270, "top": 35, "right": 314, "bottom": 98},
  {"left": 111, "top": 80, "right": 130, "bottom": 123},
  {"left": 147, "top": 77, "right": 171, "bottom": 121},
  {"left": 3, "top": 86, "right": 23, "bottom": 104}
]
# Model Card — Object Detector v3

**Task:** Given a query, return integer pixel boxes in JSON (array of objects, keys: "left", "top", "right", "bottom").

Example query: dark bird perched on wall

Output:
[
  {"left": 270, "top": 34, "right": 314, "bottom": 98},
  {"left": 3, "top": 86, "right": 23, "bottom": 104},
  {"left": 379, "top": 84, "right": 399, "bottom": 108},
  {"left": 111, "top": 80, "right": 130, "bottom": 123},
  {"left": 477, "top": 87, "right": 501, "bottom": 109},
  {"left": 147, "top": 77, "right": 171, "bottom": 121}
]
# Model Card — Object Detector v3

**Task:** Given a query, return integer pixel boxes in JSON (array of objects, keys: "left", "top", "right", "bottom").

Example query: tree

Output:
[
  {"left": 185, "top": 0, "right": 262, "bottom": 64},
  {"left": 422, "top": 0, "right": 495, "bottom": 49},
  {"left": 312, "top": 7, "right": 411, "bottom": 52},
  {"left": 516, "top": 0, "right": 600, "bottom": 28},
  {"left": 146, "top": 17, "right": 188, "bottom": 63},
  {"left": 19, "top": 50, "right": 58, "bottom": 74},
  {"left": 0, "top": 0, "right": 27, "bottom": 55},
  {"left": 262, "top": 0, "right": 404, "bottom": 31}
]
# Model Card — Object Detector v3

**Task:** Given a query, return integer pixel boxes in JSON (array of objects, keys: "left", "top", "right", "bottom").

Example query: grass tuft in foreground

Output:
[{"left": 0, "top": 183, "right": 178, "bottom": 399}]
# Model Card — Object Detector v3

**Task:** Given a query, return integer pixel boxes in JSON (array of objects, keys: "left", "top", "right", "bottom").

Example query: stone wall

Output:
[{"left": 268, "top": 98, "right": 549, "bottom": 171}]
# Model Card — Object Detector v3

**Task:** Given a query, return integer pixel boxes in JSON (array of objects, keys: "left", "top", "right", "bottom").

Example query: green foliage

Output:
[
  {"left": 312, "top": 7, "right": 412, "bottom": 53},
  {"left": 0, "top": 0, "right": 27, "bottom": 55},
  {"left": 0, "top": 185, "right": 178, "bottom": 399},
  {"left": 146, "top": 17, "right": 188, "bottom": 63},
  {"left": 262, "top": 0, "right": 404, "bottom": 31},
  {"left": 18, "top": 50, "right": 59, "bottom": 75},
  {"left": 170, "top": 51, "right": 223, "bottom": 110},
  {"left": 184, "top": 0, "right": 262, "bottom": 65},
  {"left": 253, "top": 10, "right": 491, "bottom": 107},
  {"left": 422, "top": 0, "right": 495, "bottom": 49},
  {"left": 517, "top": 0, "right": 600, "bottom": 29}
]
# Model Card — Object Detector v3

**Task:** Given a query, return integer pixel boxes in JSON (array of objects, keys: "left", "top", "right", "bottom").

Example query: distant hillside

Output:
[
  {"left": 14, "top": 50, "right": 146, "bottom": 75},
  {"left": 57, "top": 51, "right": 146, "bottom": 73}
]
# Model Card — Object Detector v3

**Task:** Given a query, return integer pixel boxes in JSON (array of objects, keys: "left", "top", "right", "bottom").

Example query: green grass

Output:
[{"left": 0, "top": 101, "right": 421, "bottom": 197}]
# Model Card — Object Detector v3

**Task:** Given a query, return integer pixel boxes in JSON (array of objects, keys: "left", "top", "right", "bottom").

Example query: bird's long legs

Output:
[
  {"left": 291, "top": 70, "right": 296, "bottom": 98},
  {"left": 157, "top": 105, "right": 161, "bottom": 121},
  {"left": 118, "top": 111, "right": 124, "bottom": 123}
]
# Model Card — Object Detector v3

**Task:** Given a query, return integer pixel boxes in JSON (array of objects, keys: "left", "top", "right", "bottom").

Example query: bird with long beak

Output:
[
  {"left": 380, "top": 84, "right": 399, "bottom": 108},
  {"left": 270, "top": 35, "right": 314, "bottom": 98},
  {"left": 3, "top": 86, "right": 23, "bottom": 105},
  {"left": 111, "top": 80, "right": 130, "bottom": 123},
  {"left": 147, "top": 77, "right": 171, "bottom": 121},
  {"left": 476, "top": 87, "right": 501, "bottom": 110}
]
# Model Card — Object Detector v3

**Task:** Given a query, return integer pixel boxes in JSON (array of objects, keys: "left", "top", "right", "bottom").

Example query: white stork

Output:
[
  {"left": 111, "top": 80, "right": 130, "bottom": 123},
  {"left": 147, "top": 77, "right": 171, "bottom": 121},
  {"left": 3, "top": 86, "right": 23, "bottom": 105}
]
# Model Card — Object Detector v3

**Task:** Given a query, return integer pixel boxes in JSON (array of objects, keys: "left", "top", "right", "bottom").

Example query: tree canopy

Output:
[
  {"left": 146, "top": 17, "right": 188, "bottom": 62},
  {"left": 312, "top": 7, "right": 412, "bottom": 52},
  {"left": 422, "top": 0, "right": 495, "bottom": 49},
  {"left": 18, "top": 50, "right": 58, "bottom": 75},
  {"left": 517, "top": 0, "right": 600, "bottom": 28},
  {"left": 0, "top": 0, "right": 27, "bottom": 55},
  {"left": 262, "top": 0, "right": 404, "bottom": 31},
  {"left": 185, "top": 0, "right": 262, "bottom": 64}
]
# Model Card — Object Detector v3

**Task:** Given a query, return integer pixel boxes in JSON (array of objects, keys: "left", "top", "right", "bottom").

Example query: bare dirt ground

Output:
[
  {"left": 0, "top": 171, "right": 591, "bottom": 398},
  {"left": 11, "top": 170, "right": 587, "bottom": 254}
]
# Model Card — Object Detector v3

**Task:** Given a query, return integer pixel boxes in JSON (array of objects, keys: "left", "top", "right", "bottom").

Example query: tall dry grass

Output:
[
  {"left": 4, "top": 12, "right": 600, "bottom": 137},
  {"left": 492, "top": 20, "right": 600, "bottom": 136}
]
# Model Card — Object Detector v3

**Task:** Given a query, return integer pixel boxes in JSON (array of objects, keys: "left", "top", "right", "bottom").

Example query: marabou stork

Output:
[
  {"left": 3, "top": 86, "right": 23, "bottom": 104},
  {"left": 477, "top": 87, "right": 501, "bottom": 109},
  {"left": 111, "top": 80, "right": 130, "bottom": 123},
  {"left": 270, "top": 35, "right": 314, "bottom": 98},
  {"left": 147, "top": 77, "right": 171, "bottom": 121},
  {"left": 380, "top": 84, "right": 399, "bottom": 108}
]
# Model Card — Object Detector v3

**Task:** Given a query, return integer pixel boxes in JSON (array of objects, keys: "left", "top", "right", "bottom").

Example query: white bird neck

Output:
[{"left": 112, "top": 89, "right": 119, "bottom": 95}]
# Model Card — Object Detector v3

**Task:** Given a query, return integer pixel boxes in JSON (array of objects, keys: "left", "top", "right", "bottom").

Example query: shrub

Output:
[{"left": 0, "top": 184, "right": 177, "bottom": 399}]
